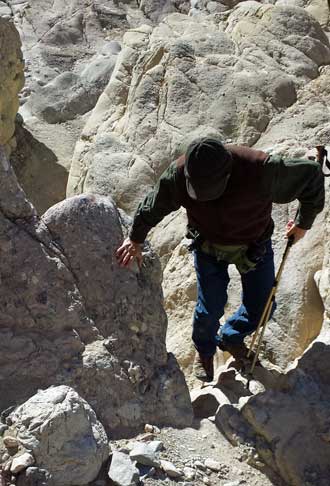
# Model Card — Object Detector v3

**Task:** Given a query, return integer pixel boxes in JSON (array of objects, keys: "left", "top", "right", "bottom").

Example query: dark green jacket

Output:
[{"left": 129, "top": 145, "right": 325, "bottom": 244}]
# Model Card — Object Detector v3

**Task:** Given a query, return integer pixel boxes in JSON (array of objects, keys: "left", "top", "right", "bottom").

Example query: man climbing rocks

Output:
[{"left": 116, "top": 138, "right": 325, "bottom": 382}]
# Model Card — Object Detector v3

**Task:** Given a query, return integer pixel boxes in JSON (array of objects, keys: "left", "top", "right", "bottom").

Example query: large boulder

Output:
[
  {"left": 8, "top": 386, "right": 109, "bottom": 486},
  {"left": 0, "top": 146, "right": 192, "bottom": 435},
  {"left": 67, "top": 5, "right": 330, "bottom": 209}
]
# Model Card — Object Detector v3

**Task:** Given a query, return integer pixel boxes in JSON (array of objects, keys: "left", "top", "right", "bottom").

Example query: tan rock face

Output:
[
  {"left": 67, "top": 5, "right": 330, "bottom": 211},
  {"left": 66, "top": 5, "right": 329, "bottom": 382},
  {"left": 0, "top": 18, "right": 24, "bottom": 147}
]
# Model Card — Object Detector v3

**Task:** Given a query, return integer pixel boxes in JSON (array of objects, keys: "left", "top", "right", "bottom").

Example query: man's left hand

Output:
[{"left": 286, "top": 220, "right": 307, "bottom": 244}]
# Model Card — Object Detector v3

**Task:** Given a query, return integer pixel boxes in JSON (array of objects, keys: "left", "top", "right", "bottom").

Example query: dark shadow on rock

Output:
[{"left": 11, "top": 121, "right": 68, "bottom": 215}]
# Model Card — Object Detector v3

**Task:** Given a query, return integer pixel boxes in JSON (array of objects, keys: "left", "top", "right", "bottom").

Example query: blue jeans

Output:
[{"left": 192, "top": 240, "right": 275, "bottom": 357}]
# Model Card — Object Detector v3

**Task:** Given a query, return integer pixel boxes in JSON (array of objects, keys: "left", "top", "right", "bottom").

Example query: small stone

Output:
[
  {"left": 204, "top": 458, "right": 222, "bottom": 472},
  {"left": 203, "top": 477, "right": 211, "bottom": 485},
  {"left": 160, "top": 460, "right": 183, "bottom": 478},
  {"left": 194, "top": 460, "right": 206, "bottom": 471},
  {"left": 183, "top": 466, "right": 195, "bottom": 480},
  {"left": 2, "top": 453, "right": 10, "bottom": 461},
  {"left": 3, "top": 437, "right": 19, "bottom": 449},
  {"left": 129, "top": 442, "right": 160, "bottom": 467},
  {"left": 10, "top": 453, "right": 35, "bottom": 474},
  {"left": 145, "top": 424, "right": 153, "bottom": 433},
  {"left": 109, "top": 451, "right": 139, "bottom": 486},
  {"left": 248, "top": 380, "right": 265, "bottom": 395}
]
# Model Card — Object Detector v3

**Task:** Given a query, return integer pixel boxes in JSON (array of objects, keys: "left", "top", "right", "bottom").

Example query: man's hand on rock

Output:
[
  {"left": 286, "top": 220, "right": 307, "bottom": 244},
  {"left": 116, "top": 237, "right": 143, "bottom": 268}
]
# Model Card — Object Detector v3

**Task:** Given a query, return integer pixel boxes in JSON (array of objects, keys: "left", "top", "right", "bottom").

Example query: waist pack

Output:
[
  {"left": 201, "top": 241, "right": 267, "bottom": 274},
  {"left": 186, "top": 227, "right": 268, "bottom": 273}
]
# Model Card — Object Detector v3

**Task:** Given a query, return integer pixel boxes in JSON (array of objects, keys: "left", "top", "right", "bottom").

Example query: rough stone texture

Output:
[
  {"left": 0, "top": 17, "right": 24, "bottom": 148},
  {"left": 9, "top": 386, "right": 108, "bottom": 486},
  {"left": 66, "top": 5, "right": 330, "bottom": 380},
  {"left": 68, "top": 5, "right": 330, "bottom": 209},
  {"left": 23, "top": 49, "right": 118, "bottom": 124},
  {"left": 108, "top": 451, "right": 139, "bottom": 486},
  {"left": 0, "top": 146, "right": 193, "bottom": 436},
  {"left": 129, "top": 442, "right": 160, "bottom": 466},
  {"left": 153, "top": 55, "right": 330, "bottom": 378}
]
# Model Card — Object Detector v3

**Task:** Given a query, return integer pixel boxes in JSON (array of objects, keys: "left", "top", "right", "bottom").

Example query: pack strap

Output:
[{"left": 316, "top": 145, "right": 330, "bottom": 177}]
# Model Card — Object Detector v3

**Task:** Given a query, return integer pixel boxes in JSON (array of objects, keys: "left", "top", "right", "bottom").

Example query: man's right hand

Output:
[{"left": 116, "top": 237, "right": 143, "bottom": 268}]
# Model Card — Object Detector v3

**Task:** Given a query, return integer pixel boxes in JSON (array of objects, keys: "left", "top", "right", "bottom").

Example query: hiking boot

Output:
[
  {"left": 193, "top": 353, "right": 214, "bottom": 382},
  {"left": 218, "top": 341, "right": 249, "bottom": 362}
]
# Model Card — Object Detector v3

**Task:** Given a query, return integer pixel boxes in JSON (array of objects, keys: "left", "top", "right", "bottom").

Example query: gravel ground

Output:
[{"left": 108, "top": 417, "right": 285, "bottom": 486}]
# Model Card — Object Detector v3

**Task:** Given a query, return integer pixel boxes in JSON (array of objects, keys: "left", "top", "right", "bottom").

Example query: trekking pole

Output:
[
  {"left": 247, "top": 144, "right": 327, "bottom": 376},
  {"left": 247, "top": 235, "right": 294, "bottom": 374}
]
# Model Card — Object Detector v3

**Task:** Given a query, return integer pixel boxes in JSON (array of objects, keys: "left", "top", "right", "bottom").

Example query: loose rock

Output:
[
  {"left": 129, "top": 442, "right": 160, "bottom": 467},
  {"left": 9, "top": 386, "right": 109, "bottom": 486},
  {"left": 194, "top": 460, "right": 206, "bottom": 471},
  {"left": 10, "top": 453, "right": 35, "bottom": 474},
  {"left": 183, "top": 466, "right": 195, "bottom": 480},
  {"left": 109, "top": 451, "right": 139, "bottom": 486},
  {"left": 160, "top": 460, "right": 183, "bottom": 478},
  {"left": 204, "top": 458, "right": 222, "bottom": 472}
]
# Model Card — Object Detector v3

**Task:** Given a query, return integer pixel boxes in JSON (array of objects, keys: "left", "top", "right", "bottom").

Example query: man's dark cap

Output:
[{"left": 184, "top": 137, "right": 233, "bottom": 201}]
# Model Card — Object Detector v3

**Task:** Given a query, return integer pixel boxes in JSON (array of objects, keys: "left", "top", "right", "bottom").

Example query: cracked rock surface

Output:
[
  {"left": 6, "top": 386, "right": 109, "bottom": 486},
  {"left": 66, "top": 2, "right": 330, "bottom": 380},
  {"left": 0, "top": 146, "right": 192, "bottom": 437},
  {"left": 68, "top": 4, "right": 330, "bottom": 209}
]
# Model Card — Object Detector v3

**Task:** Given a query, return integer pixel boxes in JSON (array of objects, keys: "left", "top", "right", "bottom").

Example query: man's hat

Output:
[{"left": 184, "top": 137, "right": 232, "bottom": 201}]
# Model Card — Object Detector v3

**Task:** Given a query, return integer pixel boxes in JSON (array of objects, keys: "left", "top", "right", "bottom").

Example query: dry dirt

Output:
[{"left": 108, "top": 416, "right": 285, "bottom": 486}]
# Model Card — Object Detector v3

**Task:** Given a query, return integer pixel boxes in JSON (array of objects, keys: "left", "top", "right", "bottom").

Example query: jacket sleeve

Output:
[
  {"left": 264, "top": 156, "right": 325, "bottom": 229},
  {"left": 129, "top": 163, "right": 182, "bottom": 243}
]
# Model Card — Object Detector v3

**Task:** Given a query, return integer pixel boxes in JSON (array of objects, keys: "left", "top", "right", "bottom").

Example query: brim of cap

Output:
[{"left": 186, "top": 176, "right": 229, "bottom": 201}]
